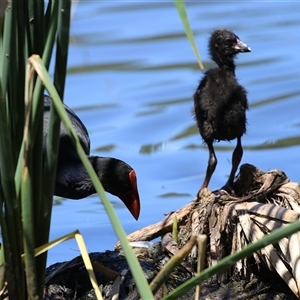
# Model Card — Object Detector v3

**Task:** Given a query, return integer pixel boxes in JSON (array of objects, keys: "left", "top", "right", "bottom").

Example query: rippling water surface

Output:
[{"left": 48, "top": 2, "right": 300, "bottom": 265}]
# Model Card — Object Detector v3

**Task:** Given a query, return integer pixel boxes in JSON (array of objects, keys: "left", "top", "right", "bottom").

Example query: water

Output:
[{"left": 48, "top": 2, "right": 300, "bottom": 265}]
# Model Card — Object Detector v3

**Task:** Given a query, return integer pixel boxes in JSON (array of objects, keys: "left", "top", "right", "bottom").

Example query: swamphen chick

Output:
[{"left": 193, "top": 29, "right": 251, "bottom": 194}]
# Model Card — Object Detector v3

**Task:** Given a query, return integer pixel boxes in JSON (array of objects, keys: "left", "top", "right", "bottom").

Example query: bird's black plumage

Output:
[
  {"left": 43, "top": 95, "right": 140, "bottom": 219},
  {"left": 193, "top": 29, "right": 251, "bottom": 193}
]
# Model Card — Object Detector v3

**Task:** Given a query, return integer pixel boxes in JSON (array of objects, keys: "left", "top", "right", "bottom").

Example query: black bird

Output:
[
  {"left": 43, "top": 95, "right": 140, "bottom": 220},
  {"left": 193, "top": 29, "right": 251, "bottom": 194}
]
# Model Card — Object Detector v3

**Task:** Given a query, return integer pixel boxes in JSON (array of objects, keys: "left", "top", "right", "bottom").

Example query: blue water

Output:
[{"left": 48, "top": 2, "right": 300, "bottom": 265}]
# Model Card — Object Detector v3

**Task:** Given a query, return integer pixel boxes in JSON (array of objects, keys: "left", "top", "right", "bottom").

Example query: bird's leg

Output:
[
  {"left": 221, "top": 136, "right": 243, "bottom": 194},
  {"left": 201, "top": 140, "right": 217, "bottom": 189}
]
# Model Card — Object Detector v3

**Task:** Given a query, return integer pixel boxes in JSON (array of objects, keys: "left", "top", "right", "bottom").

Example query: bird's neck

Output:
[
  {"left": 54, "top": 161, "right": 93, "bottom": 199},
  {"left": 54, "top": 156, "right": 108, "bottom": 199},
  {"left": 214, "top": 55, "right": 236, "bottom": 72},
  {"left": 218, "top": 62, "right": 236, "bottom": 72}
]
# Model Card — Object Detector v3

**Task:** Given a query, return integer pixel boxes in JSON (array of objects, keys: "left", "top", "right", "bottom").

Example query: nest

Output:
[{"left": 180, "top": 164, "right": 300, "bottom": 291}]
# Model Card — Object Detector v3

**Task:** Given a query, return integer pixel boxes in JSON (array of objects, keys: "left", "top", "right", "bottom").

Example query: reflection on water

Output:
[{"left": 48, "top": 2, "right": 300, "bottom": 265}]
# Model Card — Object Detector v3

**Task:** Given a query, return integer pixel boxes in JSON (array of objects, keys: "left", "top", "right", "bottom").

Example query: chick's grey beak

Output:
[{"left": 234, "top": 39, "right": 251, "bottom": 52}]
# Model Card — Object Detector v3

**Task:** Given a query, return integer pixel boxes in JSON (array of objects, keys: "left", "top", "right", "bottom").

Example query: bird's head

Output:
[
  {"left": 98, "top": 158, "right": 140, "bottom": 220},
  {"left": 209, "top": 29, "right": 251, "bottom": 68}
]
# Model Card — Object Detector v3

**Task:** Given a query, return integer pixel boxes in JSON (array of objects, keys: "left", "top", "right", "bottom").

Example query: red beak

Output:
[{"left": 120, "top": 170, "right": 140, "bottom": 220}]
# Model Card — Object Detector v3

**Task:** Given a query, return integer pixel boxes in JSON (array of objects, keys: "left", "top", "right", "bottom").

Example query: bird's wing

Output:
[{"left": 43, "top": 95, "right": 91, "bottom": 155}]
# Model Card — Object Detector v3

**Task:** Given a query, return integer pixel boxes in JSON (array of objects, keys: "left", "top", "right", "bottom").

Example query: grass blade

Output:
[
  {"left": 0, "top": 1, "right": 25, "bottom": 297},
  {"left": 29, "top": 54, "right": 154, "bottom": 300},
  {"left": 174, "top": 0, "right": 204, "bottom": 70},
  {"left": 37, "top": 0, "right": 71, "bottom": 294},
  {"left": 21, "top": 82, "right": 38, "bottom": 298}
]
